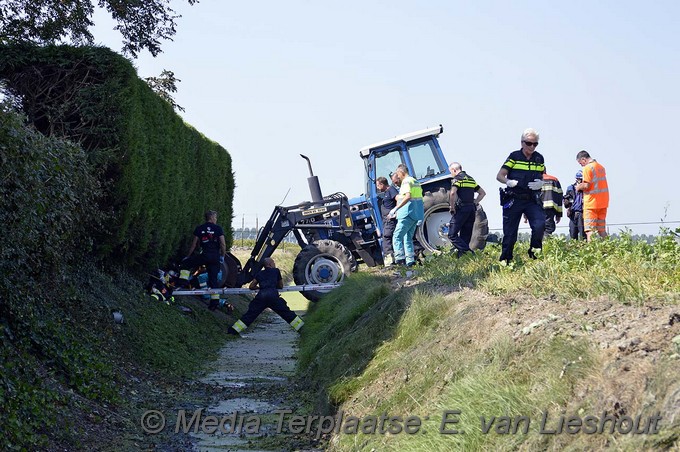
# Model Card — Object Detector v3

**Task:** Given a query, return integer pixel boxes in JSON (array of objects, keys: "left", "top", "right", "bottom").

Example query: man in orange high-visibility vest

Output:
[{"left": 576, "top": 150, "right": 609, "bottom": 241}]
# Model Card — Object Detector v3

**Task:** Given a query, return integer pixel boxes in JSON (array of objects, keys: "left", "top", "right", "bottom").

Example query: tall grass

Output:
[
  {"left": 420, "top": 231, "right": 680, "bottom": 304},
  {"left": 297, "top": 230, "right": 679, "bottom": 451}
]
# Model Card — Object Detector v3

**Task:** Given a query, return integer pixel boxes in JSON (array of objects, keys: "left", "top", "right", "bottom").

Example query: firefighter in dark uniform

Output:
[
  {"left": 496, "top": 128, "right": 546, "bottom": 265},
  {"left": 179, "top": 210, "right": 226, "bottom": 310},
  {"left": 448, "top": 162, "right": 486, "bottom": 257},
  {"left": 376, "top": 174, "right": 400, "bottom": 265},
  {"left": 228, "top": 257, "right": 304, "bottom": 335}
]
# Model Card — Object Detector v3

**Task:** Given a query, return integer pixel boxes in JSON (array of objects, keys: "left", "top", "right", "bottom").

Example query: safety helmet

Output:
[{"left": 575, "top": 170, "right": 583, "bottom": 179}]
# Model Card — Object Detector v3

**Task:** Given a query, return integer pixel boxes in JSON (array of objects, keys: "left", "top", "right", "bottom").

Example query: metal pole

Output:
[{"left": 172, "top": 283, "right": 342, "bottom": 297}]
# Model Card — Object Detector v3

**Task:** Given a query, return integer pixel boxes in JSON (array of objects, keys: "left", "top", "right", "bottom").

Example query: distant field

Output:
[{"left": 282, "top": 291, "right": 310, "bottom": 312}]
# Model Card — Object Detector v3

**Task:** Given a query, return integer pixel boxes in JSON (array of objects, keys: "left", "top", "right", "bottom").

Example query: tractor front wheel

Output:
[{"left": 293, "top": 240, "right": 356, "bottom": 302}]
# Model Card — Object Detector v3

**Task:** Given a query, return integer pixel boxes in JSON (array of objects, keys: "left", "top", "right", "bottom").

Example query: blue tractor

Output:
[
  {"left": 222, "top": 125, "right": 488, "bottom": 301},
  {"left": 358, "top": 124, "right": 488, "bottom": 255}
]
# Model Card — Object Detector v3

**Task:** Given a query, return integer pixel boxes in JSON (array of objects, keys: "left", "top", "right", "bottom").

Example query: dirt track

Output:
[
  {"left": 192, "top": 310, "right": 296, "bottom": 451},
  {"left": 176, "top": 302, "right": 318, "bottom": 452}
]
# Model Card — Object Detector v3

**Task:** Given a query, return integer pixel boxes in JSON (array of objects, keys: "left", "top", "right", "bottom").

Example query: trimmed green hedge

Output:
[{"left": 0, "top": 43, "right": 234, "bottom": 269}]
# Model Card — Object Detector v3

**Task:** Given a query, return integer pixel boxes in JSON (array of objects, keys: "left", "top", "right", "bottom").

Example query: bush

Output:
[{"left": 0, "top": 43, "right": 234, "bottom": 270}]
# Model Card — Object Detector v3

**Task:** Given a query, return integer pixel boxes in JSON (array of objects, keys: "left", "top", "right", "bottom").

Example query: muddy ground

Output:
[{"left": 86, "top": 268, "right": 678, "bottom": 451}]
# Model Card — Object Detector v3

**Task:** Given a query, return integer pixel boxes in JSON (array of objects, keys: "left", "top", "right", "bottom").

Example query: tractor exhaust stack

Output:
[{"left": 300, "top": 154, "right": 323, "bottom": 203}]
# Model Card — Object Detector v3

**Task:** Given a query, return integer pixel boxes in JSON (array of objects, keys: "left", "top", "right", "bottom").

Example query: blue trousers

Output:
[
  {"left": 569, "top": 211, "right": 585, "bottom": 240},
  {"left": 240, "top": 290, "right": 297, "bottom": 326},
  {"left": 393, "top": 216, "right": 419, "bottom": 264},
  {"left": 500, "top": 197, "right": 545, "bottom": 262},
  {"left": 448, "top": 204, "right": 476, "bottom": 256},
  {"left": 381, "top": 215, "right": 397, "bottom": 257}
]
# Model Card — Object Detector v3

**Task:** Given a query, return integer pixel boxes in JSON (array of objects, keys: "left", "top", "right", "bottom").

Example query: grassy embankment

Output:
[
  {"left": 1, "top": 261, "right": 238, "bottom": 450},
  {"left": 1, "top": 242, "right": 304, "bottom": 450},
  {"left": 298, "top": 232, "right": 680, "bottom": 450}
]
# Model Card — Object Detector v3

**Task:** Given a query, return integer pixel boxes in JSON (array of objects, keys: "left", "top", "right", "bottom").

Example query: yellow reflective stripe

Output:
[
  {"left": 179, "top": 269, "right": 191, "bottom": 280},
  {"left": 210, "top": 293, "right": 220, "bottom": 300},
  {"left": 543, "top": 201, "right": 563, "bottom": 212},
  {"left": 400, "top": 177, "right": 423, "bottom": 199},
  {"left": 454, "top": 179, "right": 478, "bottom": 189},
  {"left": 541, "top": 185, "right": 563, "bottom": 194},
  {"left": 503, "top": 158, "right": 517, "bottom": 168},
  {"left": 290, "top": 316, "right": 304, "bottom": 331},
  {"left": 507, "top": 161, "right": 544, "bottom": 172},
  {"left": 233, "top": 320, "right": 247, "bottom": 332},
  {"left": 409, "top": 177, "right": 423, "bottom": 199}
]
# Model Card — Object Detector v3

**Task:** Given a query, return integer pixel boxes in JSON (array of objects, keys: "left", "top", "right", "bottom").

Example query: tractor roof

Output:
[{"left": 359, "top": 124, "right": 443, "bottom": 158}]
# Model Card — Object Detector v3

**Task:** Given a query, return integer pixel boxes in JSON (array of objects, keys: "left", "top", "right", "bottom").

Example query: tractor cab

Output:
[{"left": 360, "top": 125, "right": 469, "bottom": 252}]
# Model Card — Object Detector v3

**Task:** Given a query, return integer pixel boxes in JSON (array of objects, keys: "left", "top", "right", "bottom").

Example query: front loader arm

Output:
[
  {"left": 238, "top": 206, "right": 295, "bottom": 286},
  {"left": 237, "top": 196, "right": 354, "bottom": 286}
]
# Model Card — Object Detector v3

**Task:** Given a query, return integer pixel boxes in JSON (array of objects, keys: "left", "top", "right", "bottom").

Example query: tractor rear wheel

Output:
[
  {"left": 217, "top": 252, "right": 242, "bottom": 288},
  {"left": 293, "top": 240, "right": 355, "bottom": 302},
  {"left": 416, "top": 188, "right": 489, "bottom": 254}
]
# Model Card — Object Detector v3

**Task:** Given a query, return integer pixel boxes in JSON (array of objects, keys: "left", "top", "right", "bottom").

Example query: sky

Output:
[{"left": 92, "top": 0, "right": 680, "bottom": 236}]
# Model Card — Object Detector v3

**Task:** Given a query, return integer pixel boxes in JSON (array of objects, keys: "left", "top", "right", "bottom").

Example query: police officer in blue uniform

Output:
[
  {"left": 448, "top": 162, "right": 486, "bottom": 257},
  {"left": 496, "top": 129, "right": 546, "bottom": 265}
]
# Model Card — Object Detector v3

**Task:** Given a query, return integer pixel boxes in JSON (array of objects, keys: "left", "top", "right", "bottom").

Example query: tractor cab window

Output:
[
  {"left": 374, "top": 146, "right": 403, "bottom": 184},
  {"left": 407, "top": 140, "right": 445, "bottom": 179}
]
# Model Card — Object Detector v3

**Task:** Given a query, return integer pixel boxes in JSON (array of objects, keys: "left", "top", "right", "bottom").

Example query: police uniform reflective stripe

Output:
[
  {"left": 454, "top": 178, "right": 478, "bottom": 189},
  {"left": 232, "top": 320, "right": 247, "bottom": 333},
  {"left": 502, "top": 159, "right": 545, "bottom": 173},
  {"left": 501, "top": 151, "right": 546, "bottom": 191},
  {"left": 452, "top": 172, "right": 479, "bottom": 204},
  {"left": 289, "top": 316, "right": 304, "bottom": 331}
]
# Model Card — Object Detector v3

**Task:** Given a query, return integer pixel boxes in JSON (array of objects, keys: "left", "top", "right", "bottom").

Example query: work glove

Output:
[
  {"left": 389, "top": 207, "right": 397, "bottom": 219},
  {"left": 527, "top": 179, "right": 544, "bottom": 190},
  {"left": 505, "top": 179, "right": 518, "bottom": 188}
]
